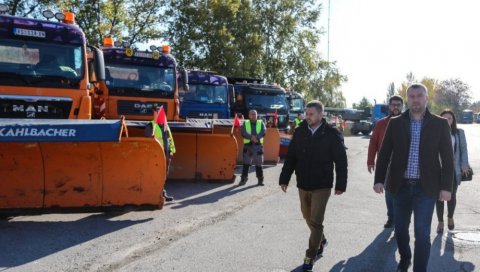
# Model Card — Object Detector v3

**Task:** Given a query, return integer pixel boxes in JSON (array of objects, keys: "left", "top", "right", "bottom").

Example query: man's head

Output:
[
  {"left": 248, "top": 110, "right": 258, "bottom": 121},
  {"left": 297, "top": 113, "right": 304, "bottom": 119},
  {"left": 406, "top": 83, "right": 428, "bottom": 114},
  {"left": 388, "top": 95, "right": 404, "bottom": 116},
  {"left": 305, "top": 100, "right": 324, "bottom": 127}
]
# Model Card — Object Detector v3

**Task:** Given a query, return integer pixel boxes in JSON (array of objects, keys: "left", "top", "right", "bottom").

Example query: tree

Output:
[
  {"left": 434, "top": 78, "right": 472, "bottom": 117},
  {"left": 2, "top": 0, "right": 54, "bottom": 17},
  {"left": 470, "top": 101, "right": 480, "bottom": 113},
  {"left": 385, "top": 82, "right": 395, "bottom": 103},
  {"left": 352, "top": 97, "right": 372, "bottom": 110},
  {"left": 57, "top": 0, "right": 165, "bottom": 46},
  {"left": 165, "top": 0, "right": 347, "bottom": 106}
]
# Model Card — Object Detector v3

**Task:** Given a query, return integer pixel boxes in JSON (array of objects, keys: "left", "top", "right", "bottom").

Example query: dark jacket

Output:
[
  {"left": 374, "top": 109, "right": 454, "bottom": 198},
  {"left": 279, "top": 119, "right": 348, "bottom": 191}
]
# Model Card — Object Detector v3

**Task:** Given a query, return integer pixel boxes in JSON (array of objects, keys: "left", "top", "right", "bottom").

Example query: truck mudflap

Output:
[{"left": 0, "top": 119, "right": 166, "bottom": 212}]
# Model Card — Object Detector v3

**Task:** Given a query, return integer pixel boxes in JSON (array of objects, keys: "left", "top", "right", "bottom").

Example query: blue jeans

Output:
[
  {"left": 393, "top": 182, "right": 436, "bottom": 272},
  {"left": 386, "top": 190, "right": 394, "bottom": 221}
]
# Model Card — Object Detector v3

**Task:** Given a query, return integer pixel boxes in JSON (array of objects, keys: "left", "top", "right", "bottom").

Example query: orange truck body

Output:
[
  {"left": 91, "top": 46, "right": 238, "bottom": 182},
  {"left": 0, "top": 14, "right": 166, "bottom": 214}
]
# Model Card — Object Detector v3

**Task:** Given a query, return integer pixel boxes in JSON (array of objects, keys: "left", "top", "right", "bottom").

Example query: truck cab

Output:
[
  {"left": 178, "top": 71, "right": 230, "bottom": 119},
  {"left": 460, "top": 109, "right": 474, "bottom": 124},
  {"left": 228, "top": 77, "right": 289, "bottom": 129},
  {"left": 0, "top": 12, "right": 99, "bottom": 119},
  {"left": 92, "top": 44, "right": 184, "bottom": 121}
]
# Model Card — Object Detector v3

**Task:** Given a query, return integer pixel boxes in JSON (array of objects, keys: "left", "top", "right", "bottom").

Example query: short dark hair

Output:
[
  {"left": 407, "top": 83, "right": 428, "bottom": 95},
  {"left": 439, "top": 109, "right": 458, "bottom": 135},
  {"left": 306, "top": 100, "right": 324, "bottom": 113},
  {"left": 389, "top": 95, "right": 403, "bottom": 105}
]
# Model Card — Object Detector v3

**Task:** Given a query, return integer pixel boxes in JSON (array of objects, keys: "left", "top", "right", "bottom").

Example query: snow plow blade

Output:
[
  {"left": 166, "top": 119, "right": 238, "bottom": 182},
  {"left": 231, "top": 127, "right": 280, "bottom": 165},
  {"left": 0, "top": 119, "right": 166, "bottom": 213}
]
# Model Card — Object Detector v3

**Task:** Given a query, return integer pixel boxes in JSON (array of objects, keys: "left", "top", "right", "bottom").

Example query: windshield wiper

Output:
[{"left": 0, "top": 71, "right": 31, "bottom": 84}]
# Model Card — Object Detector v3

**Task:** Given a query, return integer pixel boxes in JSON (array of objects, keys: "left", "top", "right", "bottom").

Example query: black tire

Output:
[
  {"left": 351, "top": 129, "right": 357, "bottom": 135},
  {"left": 362, "top": 131, "right": 370, "bottom": 136}
]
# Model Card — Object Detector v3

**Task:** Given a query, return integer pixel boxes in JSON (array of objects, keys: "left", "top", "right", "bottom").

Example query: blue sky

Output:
[{"left": 317, "top": 0, "right": 480, "bottom": 106}]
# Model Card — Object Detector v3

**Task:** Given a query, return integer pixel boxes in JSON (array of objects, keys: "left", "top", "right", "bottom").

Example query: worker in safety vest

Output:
[
  {"left": 145, "top": 107, "right": 176, "bottom": 201},
  {"left": 239, "top": 109, "right": 267, "bottom": 186},
  {"left": 294, "top": 113, "right": 304, "bottom": 129}
]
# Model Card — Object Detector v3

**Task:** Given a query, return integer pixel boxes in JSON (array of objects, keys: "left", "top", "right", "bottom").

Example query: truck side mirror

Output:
[
  {"left": 228, "top": 85, "right": 235, "bottom": 104},
  {"left": 87, "top": 45, "right": 105, "bottom": 82},
  {"left": 180, "top": 68, "right": 189, "bottom": 92}
]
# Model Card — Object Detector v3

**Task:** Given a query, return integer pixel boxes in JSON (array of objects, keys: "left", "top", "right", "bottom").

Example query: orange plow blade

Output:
[
  {"left": 232, "top": 127, "right": 280, "bottom": 165},
  {"left": 0, "top": 138, "right": 166, "bottom": 211},
  {"left": 168, "top": 131, "right": 237, "bottom": 181}
]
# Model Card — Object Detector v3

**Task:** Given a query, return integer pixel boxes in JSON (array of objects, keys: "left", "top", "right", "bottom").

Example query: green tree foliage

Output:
[
  {"left": 434, "top": 78, "right": 472, "bottom": 117},
  {"left": 352, "top": 97, "right": 372, "bottom": 110},
  {"left": 57, "top": 0, "right": 165, "bottom": 46},
  {"left": 165, "top": 0, "right": 346, "bottom": 106},
  {"left": 2, "top": 0, "right": 55, "bottom": 17},
  {"left": 385, "top": 82, "right": 395, "bottom": 103}
]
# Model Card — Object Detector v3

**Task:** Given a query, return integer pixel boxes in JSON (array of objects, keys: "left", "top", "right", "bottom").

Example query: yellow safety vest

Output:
[
  {"left": 244, "top": 120, "right": 264, "bottom": 145},
  {"left": 151, "top": 121, "right": 176, "bottom": 154},
  {"left": 294, "top": 118, "right": 302, "bottom": 128}
]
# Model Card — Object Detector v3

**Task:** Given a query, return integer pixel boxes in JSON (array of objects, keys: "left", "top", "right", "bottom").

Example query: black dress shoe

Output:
[{"left": 396, "top": 259, "right": 411, "bottom": 272}]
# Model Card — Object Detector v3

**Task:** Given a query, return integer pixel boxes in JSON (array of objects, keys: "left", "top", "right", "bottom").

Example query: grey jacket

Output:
[{"left": 454, "top": 128, "right": 470, "bottom": 185}]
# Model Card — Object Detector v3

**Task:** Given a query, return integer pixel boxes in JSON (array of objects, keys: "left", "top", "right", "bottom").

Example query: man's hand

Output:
[
  {"left": 251, "top": 135, "right": 258, "bottom": 143},
  {"left": 335, "top": 190, "right": 343, "bottom": 195},
  {"left": 438, "top": 190, "right": 452, "bottom": 201},
  {"left": 373, "top": 183, "right": 384, "bottom": 194},
  {"left": 280, "top": 184, "right": 288, "bottom": 193},
  {"left": 367, "top": 164, "right": 375, "bottom": 173}
]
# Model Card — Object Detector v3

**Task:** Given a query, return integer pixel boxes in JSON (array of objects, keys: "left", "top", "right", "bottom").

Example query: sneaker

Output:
[
  {"left": 396, "top": 258, "right": 411, "bottom": 272},
  {"left": 316, "top": 238, "right": 328, "bottom": 257},
  {"left": 384, "top": 219, "right": 394, "bottom": 228},
  {"left": 302, "top": 257, "right": 313, "bottom": 272}
]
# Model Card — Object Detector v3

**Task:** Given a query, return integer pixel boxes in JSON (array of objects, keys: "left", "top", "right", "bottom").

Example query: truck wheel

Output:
[
  {"left": 351, "top": 129, "right": 357, "bottom": 135},
  {"left": 362, "top": 131, "right": 370, "bottom": 136}
]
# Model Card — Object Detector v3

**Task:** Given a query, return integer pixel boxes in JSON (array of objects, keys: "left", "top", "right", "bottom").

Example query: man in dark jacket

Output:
[
  {"left": 374, "top": 83, "right": 454, "bottom": 272},
  {"left": 279, "top": 100, "right": 348, "bottom": 272}
]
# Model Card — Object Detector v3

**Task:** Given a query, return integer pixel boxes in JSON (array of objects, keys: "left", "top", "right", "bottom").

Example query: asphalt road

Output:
[{"left": 1, "top": 124, "right": 479, "bottom": 272}]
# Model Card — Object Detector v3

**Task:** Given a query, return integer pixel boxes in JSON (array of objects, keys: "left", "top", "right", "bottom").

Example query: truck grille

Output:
[
  {"left": 117, "top": 100, "right": 168, "bottom": 116},
  {"left": 0, "top": 95, "right": 72, "bottom": 119}
]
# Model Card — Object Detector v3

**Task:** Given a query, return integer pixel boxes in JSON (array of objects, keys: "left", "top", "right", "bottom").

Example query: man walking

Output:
[
  {"left": 374, "top": 83, "right": 454, "bottom": 272},
  {"left": 239, "top": 110, "right": 267, "bottom": 186},
  {"left": 367, "top": 95, "right": 404, "bottom": 228},
  {"left": 279, "top": 100, "right": 348, "bottom": 272}
]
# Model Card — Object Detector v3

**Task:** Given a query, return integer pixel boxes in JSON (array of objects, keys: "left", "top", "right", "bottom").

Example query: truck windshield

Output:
[
  {"left": 0, "top": 39, "right": 83, "bottom": 88},
  {"left": 290, "top": 97, "right": 304, "bottom": 113},
  {"left": 245, "top": 93, "right": 287, "bottom": 111},
  {"left": 105, "top": 64, "right": 175, "bottom": 97},
  {"left": 181, "top": 84, "right": 227, "bottom": 104}
]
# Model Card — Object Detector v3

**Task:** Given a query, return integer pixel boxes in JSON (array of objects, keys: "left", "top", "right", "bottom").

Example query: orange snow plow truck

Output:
[
  {"left": 89, "top": 40, "right": 237, "bottom": 182},
  {"left": 0, "top": 11, "right": 166, "bottom": 214}
]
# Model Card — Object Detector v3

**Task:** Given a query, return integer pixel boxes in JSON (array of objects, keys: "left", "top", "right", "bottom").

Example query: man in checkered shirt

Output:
[{"left": 373, "top": 83, "right": 454, "bottom": 272}]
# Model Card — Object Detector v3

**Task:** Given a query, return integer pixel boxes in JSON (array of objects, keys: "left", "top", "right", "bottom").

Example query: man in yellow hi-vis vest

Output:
[
  {"left": 239, "top": 109, "right": 267, "bottom": 186},
  {"left": 294, "top": 113, "right": 304, "bottom": 129},
  {"left": 145, "top": 107, "right": 176, "bottom": 201}
]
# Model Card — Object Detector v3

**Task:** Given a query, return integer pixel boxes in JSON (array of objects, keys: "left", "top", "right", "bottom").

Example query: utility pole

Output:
[{"left": 327, "top": 0, "right": 331, "bottom": 61}]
